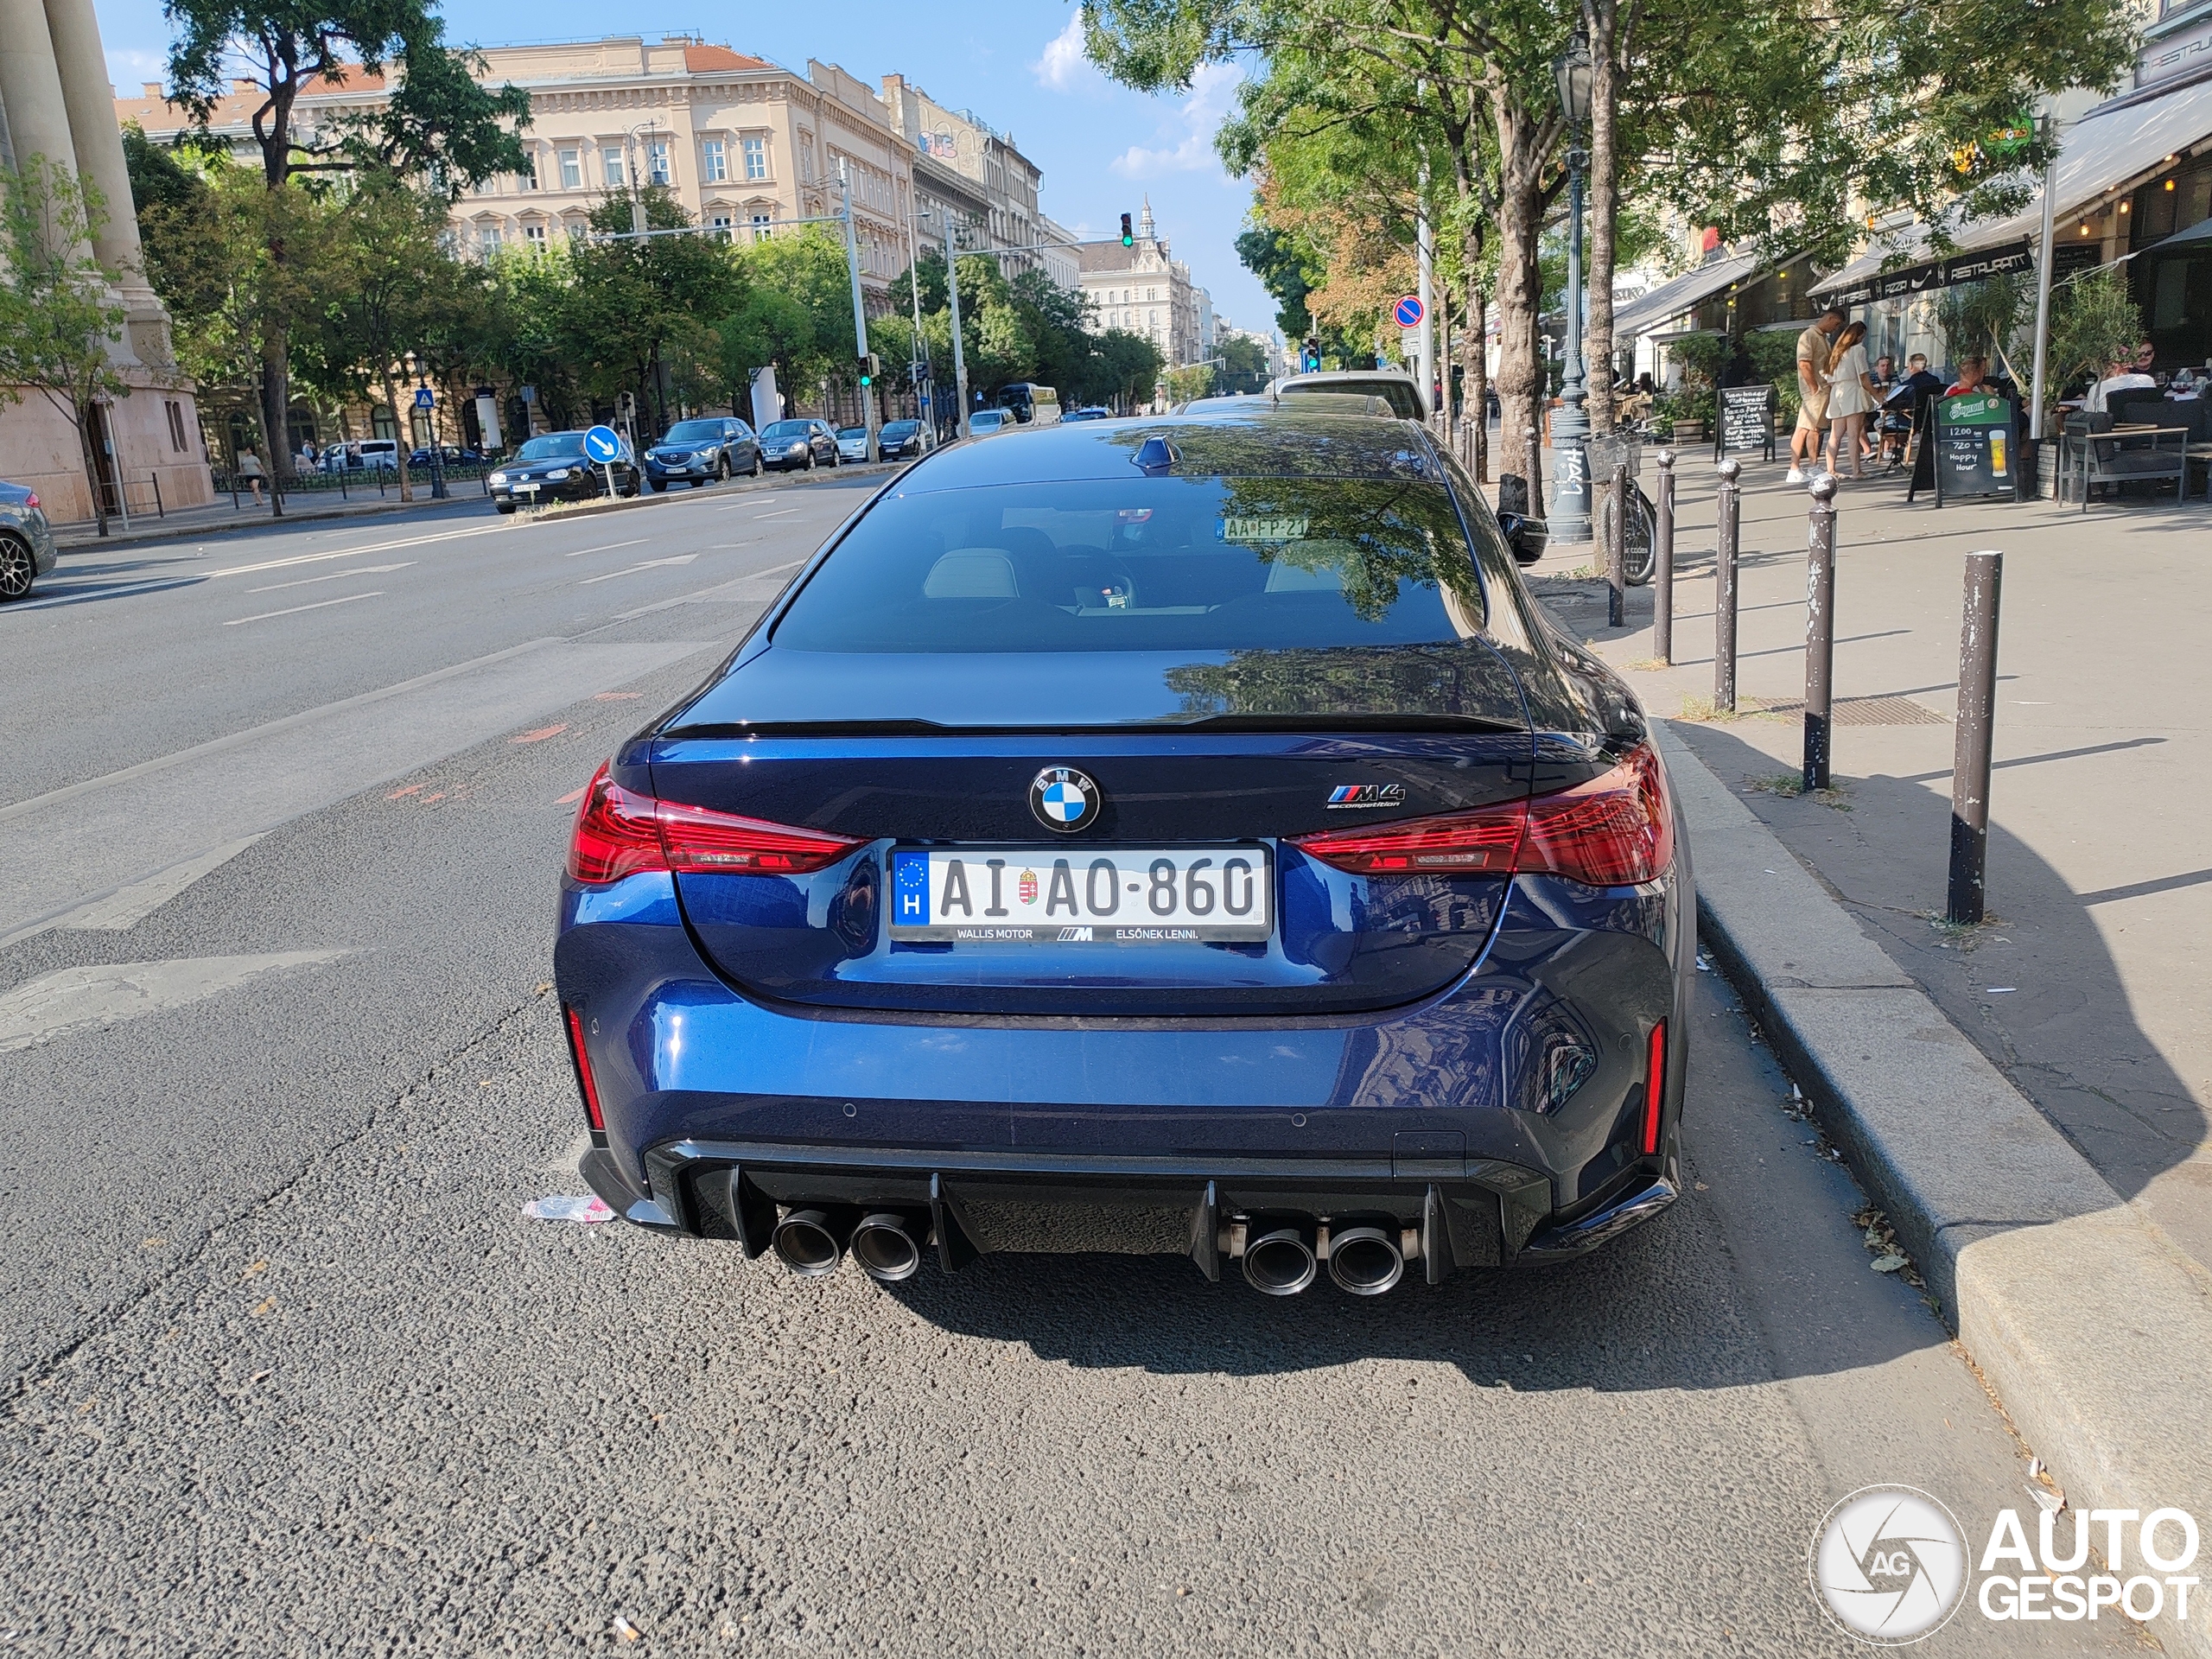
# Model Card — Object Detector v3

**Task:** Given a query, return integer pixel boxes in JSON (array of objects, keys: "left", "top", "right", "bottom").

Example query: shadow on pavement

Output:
[{"left": 1671, "top": 719, "right": 2210, "bottom": 1267}]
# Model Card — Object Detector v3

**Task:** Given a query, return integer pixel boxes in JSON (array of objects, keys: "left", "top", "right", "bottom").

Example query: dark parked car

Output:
[
  {"left": 409, "top": 444, "right": 484, "bottom": 469},
  {"left": 0, "top": 480, "right": 58, "bottom": 602},
  {"left": 758, "top": 419, "right": 840, "bottom": 472},
  {"left": 878, "top": 419, "right": 925, "bottom": 460},
  {"left": 487, "top": 431, "right": 639, "bottom": 513},
  {"left": 645, "top": 417, "right": 761, "bottom": 491},
  {"left": 554, "top": 404, "right": 1689, "bottom": 1299},
  {"left": 1058, "top": 406, "right": 1113, "bottom": 423}
]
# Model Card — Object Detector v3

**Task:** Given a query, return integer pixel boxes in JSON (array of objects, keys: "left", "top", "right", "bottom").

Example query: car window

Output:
[
  {"left": 771, "top": 476, "right": 1486, "bottom": 655},
  {"left": 837, "top": 428, "right": 865, "bottom": 440},
  {"left": 517, "top": 435, "right": 585, "bottom": 460},
  {"left": 761, "top": 422, "right": 811, "bottom": 441}
]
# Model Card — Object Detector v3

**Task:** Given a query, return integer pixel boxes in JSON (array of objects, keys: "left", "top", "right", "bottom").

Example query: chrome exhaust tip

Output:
[
  {"left": 851, "top": 1211, "right": 926, "bottom": 1283},
  {"left": 772, "top": 1208, "right": 849, "bottom": 1276},
  {"left": 1243, "top": 1224, "right": 1318, "bottom": 1296},
  {"left": 1326, "top": 1224, "right": 1405, "bottom": 1296}
]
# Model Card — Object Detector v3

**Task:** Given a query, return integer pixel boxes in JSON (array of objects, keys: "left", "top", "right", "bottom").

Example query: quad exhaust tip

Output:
[
  {"left": 851, "top": 1211, "right": 926, "bottom": 1283},
  {"left": 1326, "top": 1225, "right": 1405, "bottom": 1296},
  {"left": 772, "top": 1208, "right": 849, "bottom": 1276},
  {"left": 1242, "top": 1224, "right": 1319, "bottom": 1296}
]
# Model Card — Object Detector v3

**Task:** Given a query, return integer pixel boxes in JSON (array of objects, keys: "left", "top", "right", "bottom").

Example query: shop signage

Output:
[
  {"left": 1713, "top": 384, "right": 1777, "bottom": 461},
  {"left": 1933, "top": 391, "right": 2019, "bottom": 505}
]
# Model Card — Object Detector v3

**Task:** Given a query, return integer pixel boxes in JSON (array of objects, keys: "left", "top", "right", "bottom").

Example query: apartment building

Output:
[{"left": 1075, "top": 200, "right": 1205, "bottom": 366}]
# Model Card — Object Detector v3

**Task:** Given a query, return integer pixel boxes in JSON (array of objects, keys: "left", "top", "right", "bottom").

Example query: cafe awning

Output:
[
  {"left": 1813, "top": 79, "right": 2212, "bottom": 301},
  {"left": 1611, "top": 251, "right": 1764, "bottom": 341}
]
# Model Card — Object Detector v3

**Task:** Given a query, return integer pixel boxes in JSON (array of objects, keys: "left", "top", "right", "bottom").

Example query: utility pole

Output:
[
  {"left": 2028, "top": 109, "right": 2060, "bottom": 451},
  {"left": 1415, "top": 80, "right": 1435, "bottom": 425},
  {"left": 839, "top": 162, "right": 880, "bottom": 462},
  {"left": 909, "top": 207, "right": 931, "bottom": 449},
  {"left": 942, "top": 208, "right": 970, "bottom": 441}
]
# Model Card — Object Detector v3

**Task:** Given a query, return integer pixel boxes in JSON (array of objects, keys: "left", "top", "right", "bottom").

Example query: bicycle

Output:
[{"left": 1586, "top": 433, "right": 1656, "bottom": 587}]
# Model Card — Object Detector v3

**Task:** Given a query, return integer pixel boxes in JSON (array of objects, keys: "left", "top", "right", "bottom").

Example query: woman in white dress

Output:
[{"left": 1823, "top": 321, "right": 1877, "bottom": 480}]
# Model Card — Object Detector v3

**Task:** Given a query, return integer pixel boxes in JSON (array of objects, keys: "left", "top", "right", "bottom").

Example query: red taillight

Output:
[
  {"left": 23, "top": 492, "right": 37, "bottom": 512},
  {"left": 563, "top": 1003, "right": 605, "bottom": 1134},
  {"left": 1641, "top": 1020, "right": 1667, "bottom": 1155},
  {"left": 1291, "top": 746, "right": 1674, "bottom": 887},
  {"left": 565, "top": 762, "right": 864, "bottom": 884}
]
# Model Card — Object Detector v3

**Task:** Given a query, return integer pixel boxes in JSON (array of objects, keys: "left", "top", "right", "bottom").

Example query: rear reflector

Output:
[
  {"left": 563, "top": 1003, "right": 606, "bottom": 1135},
  {"left": 566, "top": 762, "right": 865, "bottom": 883},
  {"left": 1292, "top": 744, "right": 1674, "bottom": 887},
  {"left": 1642, "top": 1020, "right": 1666, "bottom": 1155}
]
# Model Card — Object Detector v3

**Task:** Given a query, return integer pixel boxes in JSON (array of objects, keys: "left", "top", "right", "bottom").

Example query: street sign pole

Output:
[
  {"left": 415, "top": 385, "right": 448, "bottom": 500},
  {"left": 943, "top": 210, "right": 970, "bottom": 441},
  {"left": 839, "top": 167, "right": 880, "bottom": 463}
]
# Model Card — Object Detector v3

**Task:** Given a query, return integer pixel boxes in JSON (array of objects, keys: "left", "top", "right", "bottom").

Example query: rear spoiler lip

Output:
[{"left": 656, "top": 714, "right": 1529, "bottom": 741}]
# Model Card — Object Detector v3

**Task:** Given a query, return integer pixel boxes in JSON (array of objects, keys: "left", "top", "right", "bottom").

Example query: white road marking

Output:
[
  {"left": 223, "top": 591, "right": 383, "bottom": 626},
  {"left": 246, "top": 562, "right": 415, "bottom": 594},
  {"left": 608, "top": 558, "right": 806, "bottom": 621},
  {"left": 576, "top": 555, "right": 696, "bottom": 585},
  {"left": 15, "top": 837, "right": 269, "bottom": 944},
  {"left": 206, "top": 521, "right": 512, "bottom": 579},
  {"left": 0, "top": 951, "right": 350, "bottom": 1054},
  {"left": 563, "top": 538, "right": 650, "bottom": 559},
  {"left": 753, "top": 507, "right": 801, "bottom": 518}
]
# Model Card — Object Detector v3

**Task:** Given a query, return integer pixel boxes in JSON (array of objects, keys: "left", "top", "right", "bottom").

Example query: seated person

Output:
[
  {"left": 2085, "top": 347, "right": 2157, "bottom": 412},
  {"left": 1945, "top": 356, "right": 1993, "bottom": 396}
]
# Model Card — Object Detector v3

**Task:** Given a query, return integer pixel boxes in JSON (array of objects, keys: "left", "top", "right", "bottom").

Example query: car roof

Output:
[{"left": 908, "top": 404, "right": 1442, "bottom": 486}]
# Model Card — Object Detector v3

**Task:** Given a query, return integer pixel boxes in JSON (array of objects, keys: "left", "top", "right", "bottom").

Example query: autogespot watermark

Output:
[{"left": 1809, "top": 1485, "right": 2202, "bottom": 1644}]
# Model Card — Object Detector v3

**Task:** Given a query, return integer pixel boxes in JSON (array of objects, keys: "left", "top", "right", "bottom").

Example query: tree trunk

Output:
[
  {"left": 1586, "top": 0, "right": 1622, "bottom": 436},
  {"left": 1491, "top": 104, "right": 1548, "bottom": 485},
  {"left": 378, "top": 363, "right": 416, "bottom": 505},
  {"left": 74, "top": 403, "right": 108, "bottom": 537}
]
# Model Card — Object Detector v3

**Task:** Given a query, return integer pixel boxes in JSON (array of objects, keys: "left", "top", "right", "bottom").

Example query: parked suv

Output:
[
  {"left": 645, "top": 417, "right": 761, "bottom": 491},
  {"left": 759, "top": 419, "right": 841, "bottom": 472}
]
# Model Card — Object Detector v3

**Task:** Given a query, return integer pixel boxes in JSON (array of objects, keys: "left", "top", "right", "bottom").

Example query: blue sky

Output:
[{"left": 92, "top": 0, "right": 1279, "bottom": 337}]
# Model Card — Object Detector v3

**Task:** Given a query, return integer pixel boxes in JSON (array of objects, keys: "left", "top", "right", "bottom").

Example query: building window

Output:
[
  {"left": 603, "top": 147, "right": 626, "bottom": 188},
  {"left": 750, "top": 213, "right": 772, "bottom": 240},
  {"left": 558, "top": 149, "right": 582, "bottom": 189},
  {"left": 647, "top": 140, "right": 671, "bottom": 187},
  {"left": 701, "top": 138, "right": 727, "bottom": 183},
  {"left": 478, "top": 226, "right": 504, "bottom": 257},
  {"left": 524, "top": 223, "right": 547, "bottom": 245},
  {"left": 710, "top": 214, "right": 732, "bottom": 241},
  {"left": 565, "top": 220, "right": 587, "bottom": 240},
  {"left": 520, "top": 151, "right": 539, "bottom": 191},
  {"left": 164, "top": 399, "right": 188, "bottom": 452},
  {"left": 743, "top": 136, "right": 767, "bottom": 181}
]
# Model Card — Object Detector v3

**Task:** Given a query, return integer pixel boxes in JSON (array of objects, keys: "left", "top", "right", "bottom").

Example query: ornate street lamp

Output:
[{"left": 1549, "top": 29, "right": 1595, "bottom": 543}]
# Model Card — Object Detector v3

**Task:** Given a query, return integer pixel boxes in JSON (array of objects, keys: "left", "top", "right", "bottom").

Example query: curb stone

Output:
[{"left": 1654, "top": 719, "right": 2212, "bottom": 1656}]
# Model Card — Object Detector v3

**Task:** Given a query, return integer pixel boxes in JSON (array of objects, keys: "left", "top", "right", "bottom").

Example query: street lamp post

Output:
[
  {"left": 1549, "top": 29, "right": 1596, "bottom": 544},
  {"left": 940, "top": 209, "right": 971, "bottom": 442}
]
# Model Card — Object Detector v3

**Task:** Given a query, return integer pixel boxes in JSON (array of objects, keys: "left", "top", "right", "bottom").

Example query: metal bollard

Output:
[
  {"left": 1803, "top": 474, "right": 1839, "bottom": 791},
  {"left": 1947, "top": 551, "right": 2004, "bottom": 925},
  {"left": 1714, "top": 459, "right": 1741, "bottom": 713},
  {"left": 1654, "top": 450, "right": 1676, "bottom": 663},
  {"left": 1606, "top": 462, "right": 1628, "bottom": 627}
]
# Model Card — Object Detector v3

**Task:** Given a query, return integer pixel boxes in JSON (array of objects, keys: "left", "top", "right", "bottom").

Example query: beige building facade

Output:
[
  {"left": 1, "top": 0, "right": 211, "bottom": 524},
  {"left": 1075, "top": 199, "right": 1205, "bottom": 366}
]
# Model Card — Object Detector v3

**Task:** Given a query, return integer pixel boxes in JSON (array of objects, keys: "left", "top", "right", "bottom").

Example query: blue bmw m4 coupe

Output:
[{"left": 555, "top": 406, "right": 1692, "bottom": 1297}]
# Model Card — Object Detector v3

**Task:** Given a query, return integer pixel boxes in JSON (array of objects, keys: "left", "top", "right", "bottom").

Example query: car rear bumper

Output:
[{"left": 555, "top": 850, "right": 1694, "bottom": 1275}]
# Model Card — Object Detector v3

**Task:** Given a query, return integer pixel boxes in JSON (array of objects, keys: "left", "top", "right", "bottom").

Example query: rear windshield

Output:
[
  {"left": 517, "top": 434, "right": 585, "bottom": 460},
  {"left": 1283, "top": 380, "right": 1421, "bottom": 418},
  {"left": 662, "top": 420, "right": 728, "bottom": 442},
  {"left": 770, "top": 477, "right": 1484, "bottom": 654}
]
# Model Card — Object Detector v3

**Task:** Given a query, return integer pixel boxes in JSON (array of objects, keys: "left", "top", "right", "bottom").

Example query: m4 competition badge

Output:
[
  {"left": 1326, "top": 784, "right": 1406, "bottom": 810},
  {"left": 1028, "top": 766, "right": 1100, "bottom": 833}
]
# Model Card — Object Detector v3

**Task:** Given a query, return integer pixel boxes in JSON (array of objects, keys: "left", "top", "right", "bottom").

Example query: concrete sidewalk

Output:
[
  {"left": 52, "top": 482, "right": 486, "bottom": 550},
  {"left": 1527, "top": 451, "right": 2211, "bottom": 1277}
]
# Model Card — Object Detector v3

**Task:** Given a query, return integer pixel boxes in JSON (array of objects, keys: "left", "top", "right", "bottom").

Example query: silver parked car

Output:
[{"left": 0, "top": 480, "right": 59, "bottom": 602}]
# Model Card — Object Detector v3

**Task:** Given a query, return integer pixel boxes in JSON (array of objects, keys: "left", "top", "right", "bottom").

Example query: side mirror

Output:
[{"left": 1497, "top": 512, "right": 1549, "bottom": 566}]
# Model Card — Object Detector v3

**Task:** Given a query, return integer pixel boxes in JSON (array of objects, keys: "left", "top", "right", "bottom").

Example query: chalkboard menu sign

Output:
[
  {"left": 1933, "top": 391, "right": 2018, "bottom": 505},
  {"left": 1714, "top": 385, "right": 1777, "bottom": 461}
]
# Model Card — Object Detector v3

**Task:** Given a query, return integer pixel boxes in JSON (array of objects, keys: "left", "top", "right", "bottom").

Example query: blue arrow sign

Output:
[
  {"left": 582, "top": 425, "right": 624, "bottom": 463},
  {"left": 1393, "top": 293, "right": 1425, "bottom": 329}
]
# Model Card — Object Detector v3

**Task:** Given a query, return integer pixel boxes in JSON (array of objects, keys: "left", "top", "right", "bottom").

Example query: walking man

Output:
[{"left": 1788, "top": 306, "right": 1847, "bottom": 484}]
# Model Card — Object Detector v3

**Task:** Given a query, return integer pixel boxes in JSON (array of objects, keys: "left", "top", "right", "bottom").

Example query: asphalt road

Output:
[{"left": 0, "top": 477, "right": 2146, "bottom": 1656}]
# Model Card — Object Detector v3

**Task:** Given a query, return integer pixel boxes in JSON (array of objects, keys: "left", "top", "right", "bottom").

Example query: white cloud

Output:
[
  {"left": 107, "top": 47, "right": 168, "bottom": 95},
  {"left": 1109, "top": 61, "right": 1240, "bottom": 179},
  {"left": 1031, "top": 13, "right": 1096, "bottom": 92}
]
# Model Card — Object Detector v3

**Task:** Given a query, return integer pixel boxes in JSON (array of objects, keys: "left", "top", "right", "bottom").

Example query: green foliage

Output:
[
  {"left": 1163, "top": 363, "right": 1215, "bottom": 404},
  {"left": 1747, "top": 328, "right": 1804, "bottom": 421},
  {"left": 1236, "top": 226, "right": 1314, "bottom": 337},
  {"left": 0, "top": 160, "right": 132, "bottom": 526},
  {"left": 1670, "top": 333, "right": 1729, "bottom": 398},
  {"left": 1936, "top": 275, "right": 2031, "bottom": 375},
  {"left": 2048, "top": 270, "right": 2145, "bottom": 399},
  {"left": 1219, "top": 334, "right": 1271, "bottom": 391}
]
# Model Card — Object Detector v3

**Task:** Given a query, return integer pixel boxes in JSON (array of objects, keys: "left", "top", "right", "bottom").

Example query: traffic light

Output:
[
  {"left": 1301, "top": 336, "right": 1322, "bottom": 372},
  {"left": 859, "top": 353, "right": 878, "bottom": 388},
  {"left": 1120, "top": 213, "right": 1134, "bottom": 248}
]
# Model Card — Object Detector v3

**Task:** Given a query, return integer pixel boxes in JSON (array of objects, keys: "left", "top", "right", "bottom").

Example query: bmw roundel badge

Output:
[{"left": 1028, "top": 766, "right": 1100, "bottom": 833}]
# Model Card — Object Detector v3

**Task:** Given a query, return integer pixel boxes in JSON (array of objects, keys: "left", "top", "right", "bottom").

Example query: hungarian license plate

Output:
[{"left": 889, "top": 847, "right": 1272, "bottom": 944}]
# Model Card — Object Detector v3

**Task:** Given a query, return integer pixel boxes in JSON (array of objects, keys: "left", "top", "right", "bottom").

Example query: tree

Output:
[
  {"left": 2046, "top": 270, "right": 2143, "bottom": 413},
  {"left": 164, "top": 0, "right": 531, "bottom": 479},
  {"left": 564, "top": 188, "right": 742, "bottom": 433},
  {"left": 1220, "top": 333, "right": 1270, "bottom": 391},
  {"left": 0, "top": 161, "right": 134, "bottom": 535},
  {"left": 1164, "top": 362, "right": 1215, "bottom": 404}
]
